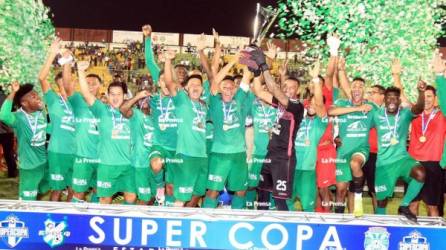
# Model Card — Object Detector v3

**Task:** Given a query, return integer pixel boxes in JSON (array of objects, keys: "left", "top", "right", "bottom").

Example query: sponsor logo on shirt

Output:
[
  {"left": 75, "top": 158, "right": 101, "bottom": 164},
  {"left": 51, "top": 174, "right": 64, "bottom": 181},
  {"left": 0, "top": 215, "right": 29, "bottom": 248},
  {"left": 375, "top": 185, "right": 387, "bottom": 193}
]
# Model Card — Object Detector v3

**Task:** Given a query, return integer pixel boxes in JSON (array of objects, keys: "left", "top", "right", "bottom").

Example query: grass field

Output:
[{"left": 0, "top": 172, "right": 444, "bottom": 217}]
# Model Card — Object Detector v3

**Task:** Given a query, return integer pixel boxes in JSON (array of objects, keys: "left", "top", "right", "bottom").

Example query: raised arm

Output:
[
  {"left": 253, "top": 76, "right": 273, "bottom": 104},
  {"left": 411, "top": 81, "right": 426, "bottom": 115},
  {"left": 210, "top": 54, "right": 239, "bottom": 95},
  {"left": 38, "top": 38, "right": 61, "bottom": 94},
  {"left": 337, "top": 57, "right": 352, "bottom": 99},
  {"left": 77, "top": 61, "right": 96, "bottom": 106},
  {"left": 433, "top": 51, "right": 446, "bottom": 113},
  {"left": 278, "top": 59, "right": 288, "bottom": 86},
  {"left": 263, "top": 70, "right": 289, "bottom": 107},
  {"left": 120, "top": 90, "right": 150, "bottom": 118},
  {"left": 143, "top": 25, "right": 161, "bottom": 84},
  {"left": 309, "top": 61, "right": 326, "bottom": 117},
  {"left": 324, "top": 34, "right": 340, "bottom": 90},
  {"left": 0, "top": 82, "right": 20, "bottom": 126},
  {"left": 211, "top": 29, "right": 222, "bottom": 77},
  {"left": 391, "top": 59, "right": 410, "bottom": 105},
  {"left": 163, "top": 50, "right": 178, "bottom": 96},
  {"left": 61, "top": 50, "right": 75, "bottom": 97},
  {"left": 197, "top": 33, "right": 213, "bottom": 82}
]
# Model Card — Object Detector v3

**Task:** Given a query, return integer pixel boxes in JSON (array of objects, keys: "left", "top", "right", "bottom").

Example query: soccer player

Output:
[
  {"left": 38, "top": 38, "right": 76, "bottom": 202},
  {"left": 163, "top": 50, "right": 208, "bottom": 207},
  {"left": 202, "top": 53, "right": 250, "bottom": 209},
  {"left": 329, "top": 57, "right": 375, "bottom": 216},
  {"left": 0, "top": 82, "right": 49, "bottom": 200},
  {"left": 287, "top": 61, "right": 327, "bottom": 212},
  {"left": 77, "top": 61, "right": 136, "bottom": 205},
  {"left": 62, "top": 51, "right": 102, "bottom": 203},
  {"left": 143, "top": 25, "right": 178, "bottom": 205},
  {"left": 372, "top": 83, "right": 426, "bottom": 222},
  {"left": 120, "top": 88, "right": 157, "bottom": 205},
  {"left": 248, "top": 46, "right": 304, "bottom": 211}
]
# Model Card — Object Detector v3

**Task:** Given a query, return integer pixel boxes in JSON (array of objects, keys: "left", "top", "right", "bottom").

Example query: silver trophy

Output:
[{"left": 252, "top": 3, "right": 279, "bottom": 46}]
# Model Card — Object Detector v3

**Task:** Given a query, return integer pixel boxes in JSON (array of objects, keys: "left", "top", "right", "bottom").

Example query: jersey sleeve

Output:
[
  {"left": 43, "top": 89, "right": 58, "bottom": 107},
  {"left": 0, "top": 100, "right": 16, "bottom": 127},
  {"left": 436, "top": 75, "right": 446, "bottom": 116},
  {"left": 89, "top": 99, "right": 107, "bottom": 118},
  {"left": 144, "top": 37, "right": 160, "bottom": 85}
]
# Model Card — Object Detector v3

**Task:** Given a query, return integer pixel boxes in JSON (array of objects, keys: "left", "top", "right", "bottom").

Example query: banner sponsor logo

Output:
[{"left": 0, "top": 215, "right": 29, "bottom": 248}]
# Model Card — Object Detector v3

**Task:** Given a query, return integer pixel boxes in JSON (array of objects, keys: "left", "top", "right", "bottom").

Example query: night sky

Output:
[{"left": 43, "top": 0, "right": 279, "bottom": 36}]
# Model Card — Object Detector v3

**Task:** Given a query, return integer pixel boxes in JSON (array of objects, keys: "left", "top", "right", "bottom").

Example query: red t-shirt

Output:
[
  {"left": 369, "top": 128, "right": 378, "bottom": 154},
  {"left": 322, "top": 85, "right": 333, "bottom": 110},
  {"left": 318, "top": 85, "right": 335, "bottom": 150},
  {"left": 408, "top": 109, "right": 446, "bottom": 161}
]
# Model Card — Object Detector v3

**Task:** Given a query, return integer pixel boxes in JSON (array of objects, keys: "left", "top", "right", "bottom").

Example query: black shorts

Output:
[
  {"left": 258, "top": 151, "right": 295, "bottom": 200},
  {"left": 363, "top": 153, "right": 377, "bottom": 195},
  {"left": 413, "top": 161, "right": 444, "bottom": 206}
]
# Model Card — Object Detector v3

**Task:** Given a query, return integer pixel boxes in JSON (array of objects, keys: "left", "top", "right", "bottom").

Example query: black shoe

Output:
[{"left": 398, "top": 206, "right": 417, "bottom": 222}]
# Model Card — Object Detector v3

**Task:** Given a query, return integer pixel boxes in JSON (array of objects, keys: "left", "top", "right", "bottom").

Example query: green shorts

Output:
[
  {"left": 207, "top": 152, "right": 248, "bottom": 192},
  {"left": 336, "top": 147, "right": 369, "bottom": 183},
  {"left": 375, "top": 156, "right": 420, "bottom": 201},
  {"left": 96, "top": 164, "right": 136, "bottom": 198},
  {"left": 291, "top": 170, "right": 316, "bottom": 212},
  {"left": 247, "top": 155, "right": 267, "bottom": 188},
  {"left": 48, "top": 152, "right": 74, "bottom": 190},
  {"left": 19, "top": 163, "right": 50, "bottom": 200},
  {"left": 149, "top": 145, "right": 176, "bottom": 184},
  {"left": 72, "top": 156, "right": 99, "bottom": 193},
  {"left": 173, "top": 154, "right": 208, "bottom": 202},
  {"left": 135, "top": 167, "right": 156, "bottom": 201}
]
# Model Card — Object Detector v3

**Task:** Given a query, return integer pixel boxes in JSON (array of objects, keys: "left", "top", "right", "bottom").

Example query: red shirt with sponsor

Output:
[
  {"left": 408, "top": 109, "right": 446, "bottom": 161},
  {"left": 369, "top": 128, "right": 378, "bottom": 154}
]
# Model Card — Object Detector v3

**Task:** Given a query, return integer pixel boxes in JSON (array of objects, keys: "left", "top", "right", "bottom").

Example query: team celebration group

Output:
[{"left": 3, "top": 25, "right": 446, "bottom": 223}]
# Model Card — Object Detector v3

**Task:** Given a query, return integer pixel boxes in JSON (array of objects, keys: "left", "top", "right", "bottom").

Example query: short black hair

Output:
[
  {"left": 233, "top": 74, "right": 243, "bottom": 80},
  {"left": 186, "top": 74, "right": 203, "bottom": 84},
  {"left": 425, "top": 85, "right": 436, "bottom": 96},
  {"left": 174, "top": 64, "right": 188, "bottom": 70},
  {"left": 222, "top": 75, "right": 235, "bottom": 82},
  {"left": 107, "top": 81, "right": 128, "bottom": 94},
  {"left": 86, "top": 73, "right": 102, "bottom": 84},
  {"left": 54, "top": 72, "right": 63, "bottom": 82},
  {"left": 352, "top": 77, "right": 365, "bottom": 84},
  {"left": 13, "top": 83, "right": 34, "bottom": 108},
  {"left": 371, "top": 84, "right": 385, "bottom": 94},
  {"left": 385, "top": 86, "right": 401, "bottom": 97},
  {"left": 286, "top": 76, "right": 300, "bottom": 86}
]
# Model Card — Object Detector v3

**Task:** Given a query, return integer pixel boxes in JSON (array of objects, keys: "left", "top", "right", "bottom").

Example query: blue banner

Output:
[{"left": 0, "top": 210, "right": 444, "bottom": 250}]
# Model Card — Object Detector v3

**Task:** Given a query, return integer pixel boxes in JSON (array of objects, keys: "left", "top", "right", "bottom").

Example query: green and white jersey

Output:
[
  {"left": 295, "top": 115, "right": 328, "bottom": 170},
  {"left": 150, "top": 93, "right": 179, "bottom": 151},
  {"left": 44, "top": 89, "right": 76, "bottom": 154},
  {"left": 249, "top": 93, "right": 277, "bottom": 156},
  {"left": 372, "top": 107, "right": 414, "bottom": 167},
  {"left": 130, "top": 108, "right": 155, "bottom": 168}
]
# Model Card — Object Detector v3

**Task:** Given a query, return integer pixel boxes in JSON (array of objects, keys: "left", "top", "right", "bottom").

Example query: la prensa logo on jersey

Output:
[
  {"left": 0, "top": 215, "right": 29, "bottom": 248},
  {"left": 38, "top": 216, "right": 71, "bottom": 248}
]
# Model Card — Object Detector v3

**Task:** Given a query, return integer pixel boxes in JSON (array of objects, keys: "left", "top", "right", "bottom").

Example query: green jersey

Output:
[
  {"left": 334, "top": 99, "right": 376, "bottom": 154},
  {"left": 436, "top": 75, "right": 446, "bottom": 168},
  {"left": 295, "top": 116, "right": 328, "bottom": 170},
  {"left": 144, "top": 37, "right": 160, "bottom": 85},
  {"left": 173, "top": 90, "right": 207, "bottom": 157},
  {"left": 44, "top": 90, "right": 76, "bottom": 154},
  {"left": 0, "top": 100, "right": 47, "bottom": 169},
  {"left": 68, "top": 92, "right": 99, "bottom": 159},
  {"left": 372, "top": 107, "right": 413, "bottom": 167},
  {"left": 130, "top": 108, "right": 155, "bottom": 168},
  {"left": 90, "top": 100, "right": 131, "bottom": 165},
  {"left": 150, "top": 93, "right": 179, "bottom": 150},
  {"left": 210, "top": 89, "right": 248, "bottom": 154},
  {"left": 201, "top": 80, "right": 211, "bottom": 105},
  {"left": 249, "top": 93, "right": 277, "bottom": 156}
]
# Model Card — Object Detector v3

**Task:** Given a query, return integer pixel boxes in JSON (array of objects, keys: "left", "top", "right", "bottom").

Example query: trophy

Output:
[{"left": 252, "top": 3, "right": 279, "bottom": 47}]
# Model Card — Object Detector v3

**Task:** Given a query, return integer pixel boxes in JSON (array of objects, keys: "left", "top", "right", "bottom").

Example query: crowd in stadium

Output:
[{"left": 1, "top": 24, "right": 446, "bottom": 223}]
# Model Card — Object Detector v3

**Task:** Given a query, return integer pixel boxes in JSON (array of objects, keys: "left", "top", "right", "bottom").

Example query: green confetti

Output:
[
  {"left": 276, "top": 0, "right": 446, "bottom": 101},
  {"left": 0, "top": 0, "right": 55, "bottom": 91}
]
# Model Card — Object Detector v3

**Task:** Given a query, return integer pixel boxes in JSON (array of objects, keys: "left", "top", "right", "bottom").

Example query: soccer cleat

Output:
[
  {"left": 398, "top": 206, "right": 417, "bottom": 222},
  {"left": 353, "top": 196, "right": 364, "bottom": 217}
]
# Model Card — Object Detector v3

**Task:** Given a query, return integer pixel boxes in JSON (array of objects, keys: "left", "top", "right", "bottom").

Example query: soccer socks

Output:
[
  {"left": 231, "top": 195, "right": 246, "bottom": 209},
  {"left": 401, "top": 179, "right": 424, "bottom": 206},
  {"left": 202, "top": 197, "right": 218, "bottom": 208},
  {"left": 351, "top": 176, "right": 365, "bottom": 217},
  {"left": 376, "top": 206, "right": 386, "bottom": 215},
  {"left": 165, "top": 195, "right": 175, "bottom": 207},
  {"left": 245, "top": 190, "right": 257, "bottom": 209}
]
